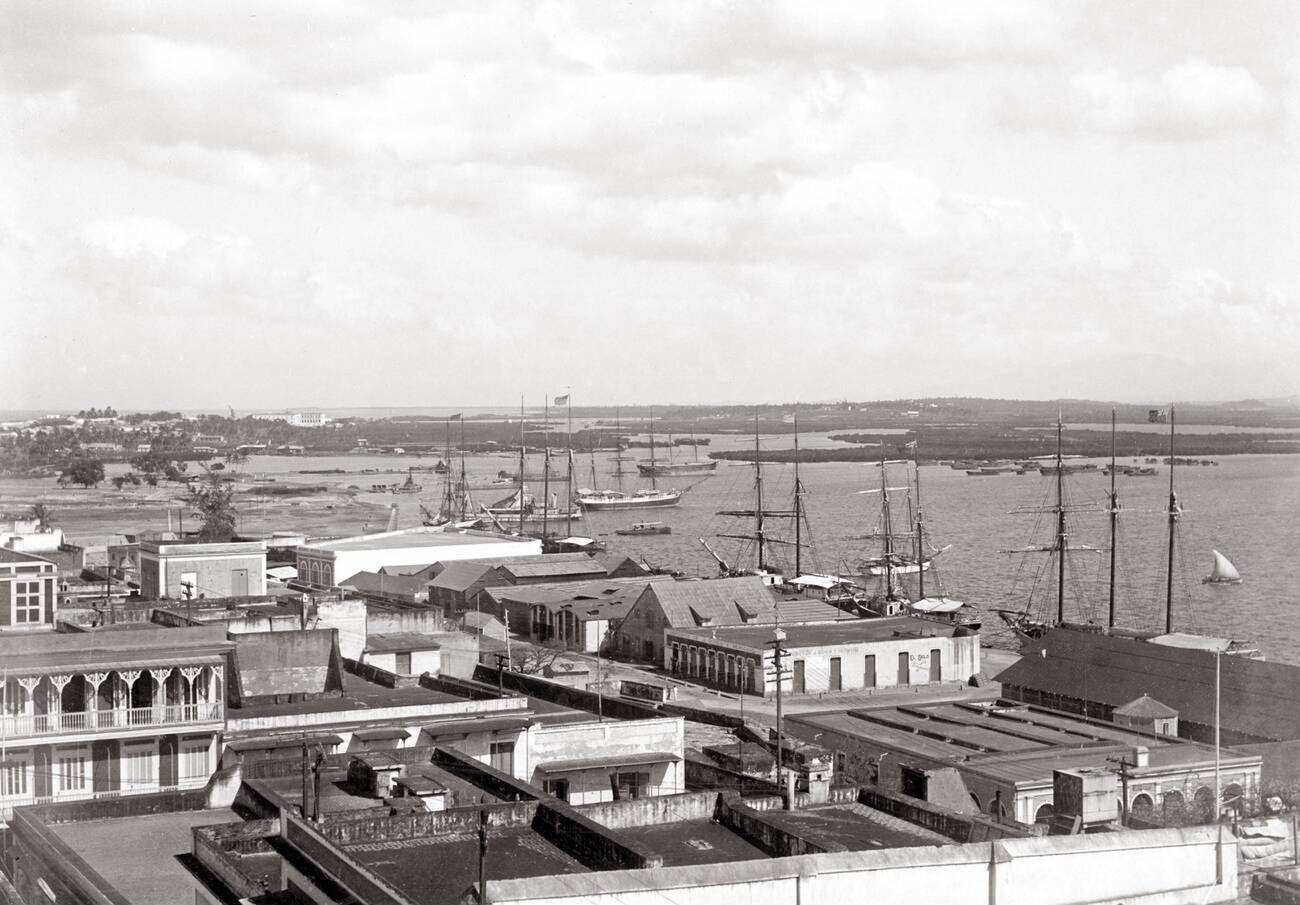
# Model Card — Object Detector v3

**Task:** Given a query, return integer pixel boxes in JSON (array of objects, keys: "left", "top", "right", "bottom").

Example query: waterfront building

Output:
[
  {"left": 666, "top": 616, "right": 981, "bottom": 696},
  {"left": 0, "top": 624, "right": 230, "bottom": 822},
  {"left": 485, "top": 576, "right": 672, "bottom": 654},
  {"left": 296, "top": 527, "right": 541, "bottom": 588}
]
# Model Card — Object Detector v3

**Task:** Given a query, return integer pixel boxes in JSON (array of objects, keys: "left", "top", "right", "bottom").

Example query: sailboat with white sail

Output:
[{"left": 1203, "top": 550, "right": 1242, "bottom": 585}]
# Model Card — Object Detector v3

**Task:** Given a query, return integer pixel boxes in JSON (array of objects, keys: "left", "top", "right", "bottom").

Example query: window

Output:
[
  {"left": 394, "top": 652, "right": 412, "bottom": 675},
  {"left": 14, "top": 580, "right": 42, "bottom": 623},
  {"left": 2, "top": 757, "right": 28, "bottom": 796},
  {"left": 179, "top": 741, "right": 210, "bottom": 783},
  {"left": 616, "top": 771, "right": 649, "bottom": 800},
  {"left": 489, "top": 741, "right": 515, "bottom": 774},
  {"left": 122, "top": 744, "right": 156, "bottom": 789},
  {"left": 57, "top": 752, "right": 87, "bottom": 792},
  {"left": 543, "top": 778, "right": 570, "bottom": 802}
]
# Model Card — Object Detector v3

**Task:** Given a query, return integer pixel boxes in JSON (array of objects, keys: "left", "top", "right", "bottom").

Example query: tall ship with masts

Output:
[
  {"left": 700, "top": 412, "right": 806, "bottom": 586},
  {"left": 637, "top": 425, "right": 717, "bottom": 477},
  {"left": 576, "top": 409, "right": 683, "bottom": 511}
]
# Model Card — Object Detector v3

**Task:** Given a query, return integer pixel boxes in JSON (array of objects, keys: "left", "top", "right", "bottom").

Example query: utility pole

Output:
[
  {"left": 1107, "top": 753, "right": 1134, "bottom": 827},
  {"left": 768, "top": 622, "right": 790, "bottom": 809},
  {"left": 300, "top": 743, "right": 312, "bottom": 820},
  {"left": 477, "top": 799, "right": 490, "bottom": 904},
  {"left": 493, "top": 652, "right": 509, "bottom": 696}
]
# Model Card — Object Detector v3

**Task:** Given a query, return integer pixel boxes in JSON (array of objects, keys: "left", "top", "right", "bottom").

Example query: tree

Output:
[
  {"left": 513, "top": 641, "right": 565, "bottom": 675},
  {"left": 112, "top": 473, "right": 141, "bottom": 490},
  {"left": 30, "top": 503, "right": 53, "bottom": 530},
  {"left": 59, "top": 457, "right": 105, "bottom": 488},
  {"left": 191, "top": 467, "right": 237, "bottom": 541}
]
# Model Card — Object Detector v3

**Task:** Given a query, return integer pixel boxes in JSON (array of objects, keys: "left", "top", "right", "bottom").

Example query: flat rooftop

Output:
[
  {"left": 259, "top": 763, "right": 503, "bottom": 813},
  {"left": 762, "top": 801, "right": 949, "bottom": 850},
  {"left": 49, "top": 808, "right": 239, "bottom": 905},
  {"left": 345, "top": 826, "right": 587, "bottom": 902},
  {"left": 304, "top": 528, "right": 534, "bottom": 553},
  {"left": 230, "top": 671, "right": 468, "bottom": 719},
  {"left": 632, "top": 820, "right": 769, "bottom": 866},
  {"left": 671, "top": 615, "right": 963, "bottom": 652}
]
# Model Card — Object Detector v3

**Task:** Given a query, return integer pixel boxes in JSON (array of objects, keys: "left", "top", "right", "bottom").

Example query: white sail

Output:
[{"left": 1206, "top": 549, "right": 1241, "bottom": 583}]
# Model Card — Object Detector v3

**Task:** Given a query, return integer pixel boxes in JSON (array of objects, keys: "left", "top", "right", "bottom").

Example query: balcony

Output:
[{"left": 0, "top": 702, "right": 223, "bottom": 740}]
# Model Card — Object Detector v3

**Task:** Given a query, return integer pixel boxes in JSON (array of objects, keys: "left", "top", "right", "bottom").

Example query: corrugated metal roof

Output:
[
  {"left": 995, "top": 628, "right": 1300, "bottom": 741},
  {"left": 428, "top": 561, "right": 496, "bottom": 592}
]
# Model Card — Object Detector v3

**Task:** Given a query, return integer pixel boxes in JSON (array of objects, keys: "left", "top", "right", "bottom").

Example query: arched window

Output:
[{"left": 1035, "top": 804, "right": 1054, "bottom": 825}]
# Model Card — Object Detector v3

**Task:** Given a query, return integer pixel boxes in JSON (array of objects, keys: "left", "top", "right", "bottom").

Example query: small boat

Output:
[
  {"left": 1203, "top": 549, "right": 1242, "bottom": 584},
  {"left": 615, "top": 522, "right": 671, "bottom": 536}
]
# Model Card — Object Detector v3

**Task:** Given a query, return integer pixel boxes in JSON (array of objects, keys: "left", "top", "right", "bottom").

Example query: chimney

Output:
[{"left": 1133, "top": 745, "right": 1149, "bottom": 768}]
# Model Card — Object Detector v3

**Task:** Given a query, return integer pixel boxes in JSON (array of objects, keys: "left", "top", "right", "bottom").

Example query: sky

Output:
[{"left": 3, "top": 1, "right": 1298, "bottom": 410}]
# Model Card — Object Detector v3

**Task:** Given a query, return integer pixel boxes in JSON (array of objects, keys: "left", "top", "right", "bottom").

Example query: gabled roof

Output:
[
  {"left": 496, "top": 560, "right": 607, "bottom": 580},
  {"left": 994, "top": 628, "right": 1300, "bottom": 741},
  {"left": 428, "top": 560, "right": 499, "bottom": 593},
  {"left": 640, "top": 576, "right": 778, "bottom": 629},
  {"left": 487, "top": 576, "right": 666, "bottom": 621},
  {"left": 1114, "top": 694, "right": 1179, "bottom": 719},
  {"left": 338, "top": 570, "right": 428, "bottom": 597}
]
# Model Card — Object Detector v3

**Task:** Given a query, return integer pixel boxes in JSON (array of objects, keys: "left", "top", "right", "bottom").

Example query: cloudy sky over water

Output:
[{"left": 3, "top": 1, "right": 1298, "bottom": 410}]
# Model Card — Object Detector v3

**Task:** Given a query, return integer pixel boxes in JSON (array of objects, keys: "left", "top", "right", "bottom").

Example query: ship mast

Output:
[
  {"left": 565, "top": 392, "right": 573, "bottom": 538},
  {"left": 755, "top": 411, "right": 766, "bottom": 573},
  {"left": 914, "top": 440, "right": 925, "bottom": 601},
  {"left": 613, "top": 408, "right": 626, "bottom": 494},
  {"left": 647, "top": 409, "right": 657, "bottom": 490},
  {"left": 793, "top": 415, "right": 802, "bottom": 578},
  {"left": 542, "top": 396, "right": 551, "bottom": 539},
  {"left": 518, "top": 397, "right": 526, "bottom": 534},
  {"left": 458, "top": 417, "right": 469, "bottom": 519},
  {"left": 879, "top": 443, "right": 899, "bottom": 600},
  {"left": 1055, "top": 413, "right": 1066, "bottom": 625},
  {"left": 1164, "top": 405, "right": 1178, "bottom": 634},
  {"left": 1108, "top": 407, "right": 1119, "bottom": 628}
]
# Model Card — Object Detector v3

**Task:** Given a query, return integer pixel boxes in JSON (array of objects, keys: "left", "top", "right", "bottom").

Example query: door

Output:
[
  {"left": 929, "top": 649, "right": 942, "bottom": 683},
  {"left": 864, "top": 655, "right": 876, "bottom": 688},
  {"left": 897, "top": 652, "right": 910, "bottom": 685},
  {"left": 231, "top": 569, "right": 249, "bottom": 597},
  {"left": 394, "top": 652, "right": 412, "bottom": 675},
  {"left": 792, "top": 660, "right": 805, "bottom": 694},
  {"left": 829, "top": 657, "right": 842, "bottom": 692},
  {"left": 489, "top": 741, "right": 515, "bottom": 775}
]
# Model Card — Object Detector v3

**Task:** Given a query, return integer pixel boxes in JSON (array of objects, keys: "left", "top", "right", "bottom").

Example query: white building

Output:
[{"left": 296, "top": 527, "right": 541, "bottom": 588}]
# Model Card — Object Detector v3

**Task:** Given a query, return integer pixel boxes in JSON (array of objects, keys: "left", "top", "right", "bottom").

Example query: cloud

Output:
[{"left": 1071, "top": 60, "right": 1273, "bottom": 139}]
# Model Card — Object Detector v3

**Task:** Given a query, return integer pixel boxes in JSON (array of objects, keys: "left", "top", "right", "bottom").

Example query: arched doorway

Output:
[
  {"left": 1131, "top": 793, "right": 1155, "bottom": 820},
  {"left": 1035, "top": 804, "right": 1054, "bottom": 825},
  {"left": 1193, "top": 787, "right": 1214, "bottom": 822},
  {"left": 1162, "top": 790, "right": 1186, "bottom": 824}
]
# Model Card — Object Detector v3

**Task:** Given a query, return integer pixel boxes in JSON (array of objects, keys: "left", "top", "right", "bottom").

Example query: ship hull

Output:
[
  {"left": 577, "top": 493, "right": 681, "bottom": 511},
  {"left": 636, "top": 462, "right": 717, "bottom": 476}
]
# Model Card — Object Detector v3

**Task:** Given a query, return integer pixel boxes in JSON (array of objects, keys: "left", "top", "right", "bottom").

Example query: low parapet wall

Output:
[
  {"left": 193, "top": 819, "right": 281, "bottom": 901},
  {"left": 857, "top": 786, "right": 1037, "bottom": 842},
  {"left": 320, "top": 800, "right": 537, "bottom": 845},
  {"left": 280, "top": 807, "right": 410, "bottom": 905},
  {"left": 432, "top": 745, "right": 543, "bottom": 801},
  {"left": 472, "top": 665, "right": 663, "bottom": 720},
  {"left": 574, "top": 791, "right": 720, "bottom": 829},
  {"left": 715, "top": 793, "right": 844, "bottom": 857},
  {"left": 482, "top": 825, "right": 1239, "bottom": 905},
  {"left": 533, "top": 801, "right": 664, "bottom": 871}
]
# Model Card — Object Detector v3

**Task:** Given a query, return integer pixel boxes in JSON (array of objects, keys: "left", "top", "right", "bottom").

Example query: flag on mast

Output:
[{"left": 553, "top": 394, "right": 569, "bottom": 406}]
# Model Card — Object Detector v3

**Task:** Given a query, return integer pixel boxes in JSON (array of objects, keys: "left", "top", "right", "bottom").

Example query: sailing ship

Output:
[
  {"left": 700, "top": 411, "right": 803, "bottom": 586},
  {"left": 995, "top": 415, "right": 1104, "bottom": 645},
  {"left": 576, "top": 410, "right": 683, "bottom": 511},
  {"left": 1203, "top": 550, "right": 1242, "bottom": 585},
  {"left": 637, "top": 427, "right": 717, "bottom": 476},
  {"left": 900, "top": 443, "right": 981, "bottom": 630}
]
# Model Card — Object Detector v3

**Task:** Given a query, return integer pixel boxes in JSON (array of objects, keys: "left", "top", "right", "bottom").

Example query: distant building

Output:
[
  {"left": 251, "top": 411, "right": 328, "bottom": 427},
  {"left": 296, "top": 528, "right": 541, "bottom": 589},
  {"left": 485, "top": 576, "right": 673, "bottom": 654},
  {"left": 0, "top": 549, "right": 58, "bottom": 632},
  {"left": 139, "top": 539, "right": 268, "bottom": 600}
]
